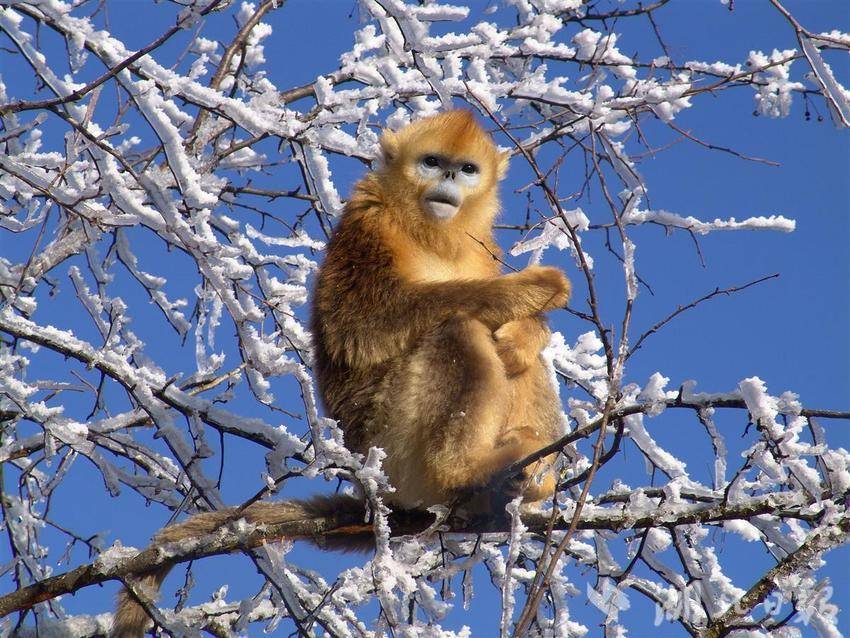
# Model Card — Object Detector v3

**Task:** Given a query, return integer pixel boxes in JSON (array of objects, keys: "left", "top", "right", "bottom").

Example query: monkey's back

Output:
[{"left": 310, "top": 207, "right": 409, "bottom": 453}]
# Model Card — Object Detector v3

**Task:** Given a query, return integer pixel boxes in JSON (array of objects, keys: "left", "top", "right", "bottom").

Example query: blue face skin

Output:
[{"left": 417, "top": 154, "right": 481, "bottom": 220}]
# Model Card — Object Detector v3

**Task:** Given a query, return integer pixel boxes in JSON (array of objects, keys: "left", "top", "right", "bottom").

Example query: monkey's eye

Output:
[
  {"left": 423, "top": 156, "right": 440, "bottom": 168},
  {"left": 461, "top": 163, "right": 479, "bottom": 175}
]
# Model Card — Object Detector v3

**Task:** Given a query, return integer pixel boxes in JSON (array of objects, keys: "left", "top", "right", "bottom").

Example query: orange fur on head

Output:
[
  {"left": 378, "top": 110, "right": 510, "bottom": 233},
  {"left": 381, "top": 110, "right": 505, "bottom": 169}
]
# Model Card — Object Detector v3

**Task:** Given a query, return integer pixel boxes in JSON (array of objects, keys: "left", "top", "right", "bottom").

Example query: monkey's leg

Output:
[
  {"left": 502, "top": 357, "right": 566, "bottom": 503},
  {"left": 494, "top": 316, "right": 551, "bottom": 377},
  {"left": 375, "top": 314, "right": 549, "bottom": 508}
]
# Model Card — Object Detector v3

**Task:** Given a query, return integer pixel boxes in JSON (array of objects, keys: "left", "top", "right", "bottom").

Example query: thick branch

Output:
[{"left": 0, "top": 490, "right": 824, "bottom": 618}]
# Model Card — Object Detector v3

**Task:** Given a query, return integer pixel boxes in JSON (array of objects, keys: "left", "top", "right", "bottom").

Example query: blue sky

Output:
[{"left": 1, "top": 0, "right": 848, "bottom": 636}]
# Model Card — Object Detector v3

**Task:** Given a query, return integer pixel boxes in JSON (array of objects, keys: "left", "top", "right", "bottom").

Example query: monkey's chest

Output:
[{"left": 402, "top": 252, "right": 493, "bottom": 282}]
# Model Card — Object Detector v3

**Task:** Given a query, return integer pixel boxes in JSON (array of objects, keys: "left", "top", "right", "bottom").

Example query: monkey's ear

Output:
[
  {"left": 380, "top": 129, "right": 400, "bottom": 163},
  {"left": 496, "top": 150, "right": 510, "bottom": 179}
]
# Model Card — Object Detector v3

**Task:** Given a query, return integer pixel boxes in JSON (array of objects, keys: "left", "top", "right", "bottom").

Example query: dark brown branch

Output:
[
  {"left": 665, "top": 121, "right": 781, "bottom": 166},
  {"left": 187, "top": 0, "right": 286, "bottom": 145},
  {"left": 579, "top": 0, "right": 672, "bottom": 21},
  {"left": 628, "top": 273, "right": 780, "bottom": 359},
  {"left": 494, "top": 394, "right": 850, "bottom": 489},
  {"left": 514, "top": 394, "right": 617, "bottom": 636},
  {"left": 767, "top": 0, "right": 850, "bottom": 128},
  {"left": 0, "top": 492, "right": 827, "bottom": 618},
  {"left": 222, "top": 185, "right": 318, "bottom": 202}
]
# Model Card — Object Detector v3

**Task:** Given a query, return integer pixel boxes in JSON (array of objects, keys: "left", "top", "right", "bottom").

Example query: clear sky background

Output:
[{"left": 2, "top": 0, "right": 848, "bottom": 636}]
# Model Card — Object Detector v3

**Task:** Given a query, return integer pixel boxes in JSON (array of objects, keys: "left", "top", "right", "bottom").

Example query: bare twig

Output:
[{"left": 628, "top": 273, "right": 780, "bottom": 359}]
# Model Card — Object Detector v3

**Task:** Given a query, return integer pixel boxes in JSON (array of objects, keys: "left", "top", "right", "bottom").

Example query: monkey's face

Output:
[
  {"left": 379, "top": 110, "right": 509, "bottom": 224},
  {"left": 415, "top": 153, "right": 482, "bottom": 221}
]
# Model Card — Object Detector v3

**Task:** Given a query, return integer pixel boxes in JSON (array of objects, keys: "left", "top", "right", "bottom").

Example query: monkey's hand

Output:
[
  {"left": 421, "top": 265, "right": 569, "bottom": 331},
  {"left": 496, "top": 426, "right": 558, "bottom": 504},
  {"left": 495, "top": 316, "right": 550, "bottom": 376},
  {"left": 511, "top": 265, "right": 571, "bottom": 312}
]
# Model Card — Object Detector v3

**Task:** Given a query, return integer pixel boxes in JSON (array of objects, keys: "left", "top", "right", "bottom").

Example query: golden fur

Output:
[
  {"left": 311, "top": 109, "right": 570, "bottom": 507},
  {"left": 111, "top": 497, "right": 360, "bottom": 638}
]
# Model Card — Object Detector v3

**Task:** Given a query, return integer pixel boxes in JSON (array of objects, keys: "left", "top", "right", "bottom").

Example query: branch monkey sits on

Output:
[{"left": 111, "top": 110, "right": 569, "bottom": 637}]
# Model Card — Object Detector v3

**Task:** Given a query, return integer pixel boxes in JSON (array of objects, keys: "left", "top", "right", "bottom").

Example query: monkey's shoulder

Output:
[{"left": 317, "top": 211, "right": 398, "bottom": 291}]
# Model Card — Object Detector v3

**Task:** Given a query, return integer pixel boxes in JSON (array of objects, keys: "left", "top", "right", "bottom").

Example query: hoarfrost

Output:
[{"left": 0, "top": 1, "right": 845, "bottom": 635}]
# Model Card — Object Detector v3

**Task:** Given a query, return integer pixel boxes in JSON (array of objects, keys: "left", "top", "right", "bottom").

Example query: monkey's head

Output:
[{"left": 379, "top": 110, "right": 509, "bottom": 223}]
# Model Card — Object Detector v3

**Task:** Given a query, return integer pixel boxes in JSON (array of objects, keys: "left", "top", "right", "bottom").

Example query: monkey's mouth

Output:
[
  {"left": 425, "top": 193, "right": 460, "bottom": 207},
  {"left": 423, "top": 193, "right": 460, "bottom": 220}
]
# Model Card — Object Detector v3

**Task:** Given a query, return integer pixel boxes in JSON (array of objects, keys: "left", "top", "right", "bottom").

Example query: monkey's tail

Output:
[
  {"left": 110, "top": 494, "right": 370, "bottom": 638},
  {"left": 111, "top": 567, "right": 170, "bottom": 638}
]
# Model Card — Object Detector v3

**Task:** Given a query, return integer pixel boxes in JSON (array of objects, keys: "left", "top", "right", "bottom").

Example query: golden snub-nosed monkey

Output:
[{"left": 311, "top": 109, "right": 570, "bottom": 508}]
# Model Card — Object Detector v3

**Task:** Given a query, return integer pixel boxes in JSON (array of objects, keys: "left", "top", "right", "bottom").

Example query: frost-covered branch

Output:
[
  {"left": 1, "top": 0, "right": 847, "bottom": 635},
  {"left": 704, "top": 514, "right": 850, "bottom": 638},
  {"left": 0, "top": 487, "right": 839, "bottom": 619}
]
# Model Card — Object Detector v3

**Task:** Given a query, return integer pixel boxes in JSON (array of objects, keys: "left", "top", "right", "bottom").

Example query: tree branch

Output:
[
  {"left": 0, "top": 0, "right": 227, "bottom": 114},
  {"left": 0, "top": 490, "right": 828, "bottom": 618},
  {"left": 704, "top": 514, "right": 850, "bottom": 638}
]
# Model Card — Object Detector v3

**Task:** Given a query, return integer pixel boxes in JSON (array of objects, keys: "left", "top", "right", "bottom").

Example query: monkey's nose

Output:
[{"left": 444, "top": 171, "right": 455, "bottom": 179}]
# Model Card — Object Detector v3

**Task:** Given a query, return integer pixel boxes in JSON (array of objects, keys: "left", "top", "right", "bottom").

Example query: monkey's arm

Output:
[
  {"left": 313, "top": 209, "right": 569, "bottom": 369},
  {"left": 316, "top": 263, "right": 568, "bottom": 369},
  {"left": 317, "top": 265, "right": 568, "bottom": 370},
  {"left": 412, "top": 266, "right": 569, "bottom": 330}
]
